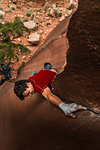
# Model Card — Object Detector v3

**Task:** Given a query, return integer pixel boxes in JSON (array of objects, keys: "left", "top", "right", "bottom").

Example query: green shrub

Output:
[
  {"left": 12, "top": 17, "right": 30, "bottom": 36},
  {"left": 46, "top": 22, "right": 51, "bottom": 25},
  {"left": 0, "top": 15, "right": 3, "bottom": 19},
  {"left": 69, "top": 3, "right": 76, "bottom": 10},
  {"left": 61, "top": 2, "right": 64, "bottom": 5},
  {"left": 36, "top": 22, "right": 39, "bottom": 25},
  {"left": 36, "top": 8, "right": 40, "bottom": 12},
  {"left": 58, "top": 12, "right": 62, "bottom": 17},
  {"left": 0, "top": 22, "right": 3, "bottom": 29},
  {"left": 11, "top": 0, "right": 17, "bottom": 4},
  {"left": 16, "top": 5, "right": 21, "bottom": 9},
  {"left": 0, "top": 17, "right": 30, "bottom": 42},
  {"left": 8, "top": 9, "right": 12, "bottom": 12},
  {"left": 26, "top": 12, "right": 31, "bottom": 17},
  {"left": 0, "top": 7, "right": 3, "bottom": 10},
  {"left": 22, "top": 61, "right": 25, "bottom": 66},
  {"left": 56, "top": 2, "right": 59, "bottom": 7},
  {"left": 11, "top": 7, "right": 15, "bottom": 10},
  {"left": 0, "top": 42, "right": 30, "bottom": 65},
  {"left": 38, "top": 19, "right": 43, "bottom": 23},
  {"left": 5, "top": 10, "right": 11, "bottom": 13},
  {"left": 7, "top": 4, "right": 10, "bottom": 8},
  {"left": 55, "top": 11, "right": 58, "bottom": 17},
  {"left": 0, "top": 17, "right": 31, "bottom": 65}
]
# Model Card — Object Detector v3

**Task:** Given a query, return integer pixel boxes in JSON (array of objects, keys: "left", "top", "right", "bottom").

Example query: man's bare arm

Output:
[
  {"left": 42, "top": 87, "right": 62, "bottom": 106},
  {"left": 42, "top": 87, "right": 87, "bottom": 118}
]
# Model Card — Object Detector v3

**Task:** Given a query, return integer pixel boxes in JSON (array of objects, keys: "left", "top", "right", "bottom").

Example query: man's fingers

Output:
[
  {"left": 76, "top": 105, "right": 87, "bottom": 110},
  {"left": 67, "top": 113, "right": 76, "bottom": 119}
]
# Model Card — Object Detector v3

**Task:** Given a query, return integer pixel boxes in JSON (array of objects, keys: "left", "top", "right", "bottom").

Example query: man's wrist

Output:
[
  {"left": 59, "top": 102, "right": 67, "bottom": 114},
  {"left": 59, "top": 102, "right": 78, "bottom": 115},
  {"left": 59, "top": 102, "right": 65, "bottom": 108}
]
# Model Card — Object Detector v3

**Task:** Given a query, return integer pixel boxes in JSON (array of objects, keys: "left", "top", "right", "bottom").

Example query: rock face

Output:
[{"left": 54, "top": 0, "right": 100, "bottom": 111}]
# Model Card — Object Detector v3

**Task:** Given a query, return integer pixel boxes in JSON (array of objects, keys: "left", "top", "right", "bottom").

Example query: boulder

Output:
[
  {"left": 59, "top": 15, "right": 65, "bottom": 22},
  {"left": 66, "top": 0, "right": 72, "bottom": 8},
  {"left": 28, "top": 32, "right": 40, "bottom": 45},
  {"left": 49, "top": 8, "right": 55, "bottom": 17},
  {"left": 43, "top": 2, "right": 50, "bottom": 11},
  {"left": 0, "top": 10, "right": 5, "bottom": 16},
  {"left": 22, "top": 56, "right": 26, "bottom": 60},
  {"left": 24, "top": 21, "right": 36, "bottom": 30},
  {"left": 48, "top": 7, "right": 57, "bottom": 17},
  {"left": 47, "top": 4, "right": 58, "bottom": 17},
  {"left": 67, "top": 9, "right": 72, "bottom": 15}
]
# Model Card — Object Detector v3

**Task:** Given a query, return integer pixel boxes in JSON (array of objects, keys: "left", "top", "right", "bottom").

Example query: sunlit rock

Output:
[
  {"left": 0, "top": 10, "right": 5, "bottom": 16},
  {"left": 59, "top": 15, "right": 65, "bottom": 22},
  {"left": 28, "top": 32, "right": 40, "bottom": 45},
  {"left": 43, "top": 2, "right": 50, "bottom": 11},
  {"left": 24, "top": 21, "right": 36, "bottom": 30},
  {"left": 66, "top": 0, "right": 72, "bottom": 8}
]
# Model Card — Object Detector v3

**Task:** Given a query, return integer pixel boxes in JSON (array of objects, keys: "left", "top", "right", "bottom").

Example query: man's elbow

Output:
[{"left": 42, "top": 87, "right": 51, "bottom": 99}]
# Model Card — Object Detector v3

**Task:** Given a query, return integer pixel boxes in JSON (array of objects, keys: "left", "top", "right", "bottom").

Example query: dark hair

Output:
[
  {"left": 14, "top": 80, "right": 30, "bottom": 100},
  {"left": 44, "top": 62, "right": 52, "bottom": 70}
]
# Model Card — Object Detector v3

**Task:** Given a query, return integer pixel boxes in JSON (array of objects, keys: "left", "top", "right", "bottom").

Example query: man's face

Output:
[{"left": 23, "top": 82, "right": 34, "bottom": 97}]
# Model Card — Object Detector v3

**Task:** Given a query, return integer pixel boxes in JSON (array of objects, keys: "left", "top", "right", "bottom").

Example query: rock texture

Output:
[
  {"left": 54, "top": 0, "right": 100, "bottom": 110},
  {"left": 0, "top": 0, "right": 100, "bottom": 150}
]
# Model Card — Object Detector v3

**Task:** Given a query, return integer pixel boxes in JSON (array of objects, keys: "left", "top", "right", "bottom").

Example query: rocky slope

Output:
[{"left": 0, "top": 0, "right": 77, "bottom": 79}]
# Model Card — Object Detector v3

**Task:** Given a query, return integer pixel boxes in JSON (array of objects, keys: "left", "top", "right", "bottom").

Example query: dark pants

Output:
[
  {"left": 0, "top": 79, "right": 6, "bottom": 85},
  {"left": 0, "top": 76, "right": 10, "bottom": 85}
]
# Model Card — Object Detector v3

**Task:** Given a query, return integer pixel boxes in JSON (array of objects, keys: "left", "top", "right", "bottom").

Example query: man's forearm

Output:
[
  {"left": 42, "top": 87, "right": 62, "bottom": 106},
  {"left": 42, "top": 87, "right": 87, "bottom": 118}
]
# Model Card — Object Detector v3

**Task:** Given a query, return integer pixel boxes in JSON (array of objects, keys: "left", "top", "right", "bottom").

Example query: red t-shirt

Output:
[{"left": 28, "top": 69, "right": 57, "bottom": 94}]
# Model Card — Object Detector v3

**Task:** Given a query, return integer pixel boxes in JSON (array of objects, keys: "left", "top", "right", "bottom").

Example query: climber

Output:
[
  {"left": 0, "top": 64, "right": 11, "bottom": 85},
  {"left": 14, "top": 62, "right": 87, "bottom": 118}
]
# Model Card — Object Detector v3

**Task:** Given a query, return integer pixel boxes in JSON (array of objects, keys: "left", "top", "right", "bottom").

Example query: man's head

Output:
[
  {"left": 14, "top": 80, "right": 34, "bottom": 100},
  {"left": 44, "top": 62, "right": 52, "bottom": 70}
]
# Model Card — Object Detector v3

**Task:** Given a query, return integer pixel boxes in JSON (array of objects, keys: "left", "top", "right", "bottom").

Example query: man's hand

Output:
[{"left": 59, "top": 102, "right": 87, "bottom": 119}]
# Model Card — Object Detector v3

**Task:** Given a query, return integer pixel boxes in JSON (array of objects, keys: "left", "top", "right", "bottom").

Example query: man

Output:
[
  {"left": 14, "top": 63, "right": 87, "bottom": 118},
  {"left": 0, "top": 64, "right": 11, "bottom": 85}
]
